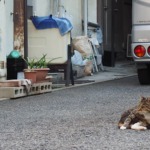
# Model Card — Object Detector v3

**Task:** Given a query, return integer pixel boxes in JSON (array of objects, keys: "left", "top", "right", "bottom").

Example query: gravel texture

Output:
[{"left": 0, "top": 76, "right": 150, "bottom": 150}]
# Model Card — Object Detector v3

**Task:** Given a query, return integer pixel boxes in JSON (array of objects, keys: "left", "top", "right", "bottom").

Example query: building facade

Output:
[{"left": 0, "top": 0, "right": 132, "bottom": 79}]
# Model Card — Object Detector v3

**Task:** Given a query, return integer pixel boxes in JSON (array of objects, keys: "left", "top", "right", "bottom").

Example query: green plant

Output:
[
  {"left": 23, "top": 54, "right": 61, "bottom": 69},
  {"left": 35, "top": 54, "right": 47, "bottom": 68},
  {"left": 23, "top": 57, "right": 36, "bottom": 69}
]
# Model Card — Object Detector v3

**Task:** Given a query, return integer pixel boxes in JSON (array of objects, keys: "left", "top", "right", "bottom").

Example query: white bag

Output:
[{"left": 71, "top": 50, "right": 86, "bottom": 66}]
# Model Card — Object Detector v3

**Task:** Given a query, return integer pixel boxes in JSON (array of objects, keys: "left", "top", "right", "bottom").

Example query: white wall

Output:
[
  {"left": 30, "top": 0, "right": 97, "bottom": 37},
  {"left": 61, "top": 0, "right": 83, "bottom": 37},
  {"left": 61, "top": 0, "right": 97, "bottom": 37},
  {"left": 31, "top": 0, "right": 51, "bottom": 16},
  {"left": 0, "top": 0, "right": 6, "bottom": 62},
  {"left": 0, "top": 0, "right": 13, "bottom": 78},
  {"left": 5, "top": 0, "right": 14, "bottom": 55},
  {"left": 0, "top": 0, "right": 13, "bottom": 58},
  {"left": 88, "top": 0, "right": 97, "bottom": 23}
]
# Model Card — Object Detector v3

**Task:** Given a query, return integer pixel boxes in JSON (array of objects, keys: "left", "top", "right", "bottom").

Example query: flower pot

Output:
[
  {"left": 24, "top": 69, "right": 37, "bottom": 83},
  {"left": 33, "top": 68, "right": 50, "bottom": 82}
]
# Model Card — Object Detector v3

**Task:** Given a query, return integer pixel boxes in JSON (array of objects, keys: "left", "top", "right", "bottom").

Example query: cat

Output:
[{"left": 118, "top": 96, "right": 150, "bottom": 130}]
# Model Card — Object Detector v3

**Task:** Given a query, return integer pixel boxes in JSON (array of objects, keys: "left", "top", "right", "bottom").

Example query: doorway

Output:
[{"left": 97, "top": 0, "right": 132, "bottom": 66}]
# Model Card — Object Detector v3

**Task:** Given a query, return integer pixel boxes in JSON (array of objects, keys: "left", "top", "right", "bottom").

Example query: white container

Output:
[{"left": 28, "top": 20, "right": 71, "bottom": 64}]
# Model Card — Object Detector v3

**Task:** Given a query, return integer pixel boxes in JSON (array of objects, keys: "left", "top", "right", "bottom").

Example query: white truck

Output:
[{"left": 132, "top": 0, "right": 150, "bottom": 84}]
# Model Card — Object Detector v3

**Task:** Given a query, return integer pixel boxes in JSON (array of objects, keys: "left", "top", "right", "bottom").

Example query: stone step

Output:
[
  {"left": 0, "top": 80, "right": 22, "bottom": 87},
  {"left": 0, "top": 82, "right": 52, "bottom": 99}
]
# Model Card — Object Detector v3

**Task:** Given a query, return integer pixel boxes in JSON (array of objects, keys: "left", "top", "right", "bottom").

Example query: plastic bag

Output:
[
  {"left": 71, "top": 50, "right": 86, "bottom": 66},
  {"left": 72, "top": 36, "right": 93, "bottom": 56}
]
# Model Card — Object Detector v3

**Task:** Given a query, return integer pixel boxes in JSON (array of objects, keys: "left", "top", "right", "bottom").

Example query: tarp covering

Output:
[{"left": 31, "top": 15, "right": 73, "bottom": 36}]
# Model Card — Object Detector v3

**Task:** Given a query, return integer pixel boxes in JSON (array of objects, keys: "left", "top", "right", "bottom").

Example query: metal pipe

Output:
[
  {"left": 53, "top": 0, "right": 59, "bottom": 16},
  {"left": 24, "top": 0, "right": 28, "bottom": 58},
  {"left": 111, "top": 0, "right": 115, "bottom": 67},
  {"left": 58, "top": 0, "right": 62, "bottom": 17},
  {"left": 84, "top": 0, "right": 88, "bottom": 36}
]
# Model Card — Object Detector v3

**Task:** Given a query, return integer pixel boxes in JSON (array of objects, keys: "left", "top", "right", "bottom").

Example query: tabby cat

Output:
[{"left": 118, "top": 97, "right": 150, "bottom": 130}]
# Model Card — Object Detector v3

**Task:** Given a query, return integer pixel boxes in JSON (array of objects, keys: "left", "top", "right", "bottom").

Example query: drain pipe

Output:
[
  {"left": 58, "top": 0, "right": 63, "bottom": 17},
  {"left": 53, "top": 0, "right": 59, "bottom": 16},
  {"left": 53, "top": 0, "right": 63, "bottom": 17},
  {"left": 83, "top": 0, "right": 88, "bottom": 36}
]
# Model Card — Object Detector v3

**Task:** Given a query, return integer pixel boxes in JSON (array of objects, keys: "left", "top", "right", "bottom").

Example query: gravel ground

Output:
[{"left": 0, "top": 76, "right": 150, "bottom": 150}]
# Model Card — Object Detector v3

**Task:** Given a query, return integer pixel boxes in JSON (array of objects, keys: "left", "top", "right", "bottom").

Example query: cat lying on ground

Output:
[{"left": 118, "top": 96, "right": 150, "bottom": 130}]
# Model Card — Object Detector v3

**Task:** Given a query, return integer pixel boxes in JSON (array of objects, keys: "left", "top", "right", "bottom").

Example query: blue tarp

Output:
[{"left": 31, "top": 15, "right": 73, "bottom": 36}]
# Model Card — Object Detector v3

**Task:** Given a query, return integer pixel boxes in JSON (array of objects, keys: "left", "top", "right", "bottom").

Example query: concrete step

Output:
[
  {"left": 0, "top": 82, "right": 52, "bottom": 99},
  {"left": 0, "top": 80, "right": 23, "bottom": 87}
]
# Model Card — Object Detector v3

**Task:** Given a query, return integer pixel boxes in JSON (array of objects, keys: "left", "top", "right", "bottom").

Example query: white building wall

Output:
[
  {"left": 0, "top": 0, "right": 97, "bottom": 79},
  {"left": 0, "top": 0, "right": 13, "bottom": 78},
  {"left": 61, "top": 0, "right": 82, "bottom": 37},
  {"left": 0, "top": 1, "right": 6, "bottom": 62},
  {"left": 88, "top": 0, "right": 97, "bottom": 23},
  {"left": 29, "top": 0, "right": 51, "bottom": 16},
  {"left": 5, "top": 0, "right": 14, "bottom": 55},
  {"left": 61, "top": 0, "right": 97, "bottom": 37},
  {"left": 31, "top": 0, "right": 97, "bottom": 37}
]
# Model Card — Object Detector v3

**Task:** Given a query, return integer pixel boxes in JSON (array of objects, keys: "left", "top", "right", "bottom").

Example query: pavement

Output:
[
  {"left": 76, "top": 60, "right": 137, "bottom": 83},
  {"left": 0, "top": 60, "right": 137, "bottom": 101},
  {"left": 52, "top": 60, "right": 137, "bottom": 90},
  {"left": 1, "top": 72, "right": 150, "bottom": 150},
  {"left": 2, "top": 60, "right": 150, "bottom": 150}
]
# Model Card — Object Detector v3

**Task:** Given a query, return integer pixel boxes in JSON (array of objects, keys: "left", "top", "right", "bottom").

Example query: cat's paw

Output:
[
  {"left": 120, "top": 126, "right": 127, "bottom": 130},
  {"left": 131, "top": 123, "right": 147, "bottom": 130},
  {"left": 132, "top": 126, "right": 147, "bottom": 130},
  {"left": 140, "top": 126, "right": 147, "bottom": 130}
]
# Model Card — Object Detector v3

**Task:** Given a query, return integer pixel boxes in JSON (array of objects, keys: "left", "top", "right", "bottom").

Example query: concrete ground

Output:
[
  {"left": 1, "top": 60, "right": 149, "bottom": 150},
  {"left": 51, "top": 60, "right": 137, "bottom": 90},
  {"left": 0, "top": 75, "right": 150, "bottom": 150},
  {"left": 76, "top": 60, "right": 136, "bottom": 83}
]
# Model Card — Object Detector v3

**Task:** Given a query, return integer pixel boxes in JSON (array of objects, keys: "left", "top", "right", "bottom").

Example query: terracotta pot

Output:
[
  {"left": 33, "top": 68, "right": 50, "bottom": 82},
  {"left": 24, "top": 69, "right": 37, "bottom": 83}
]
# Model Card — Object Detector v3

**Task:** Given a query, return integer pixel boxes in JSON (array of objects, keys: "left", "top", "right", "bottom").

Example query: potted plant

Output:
[
  {"left": 31, "top": 54, "right": 50, "bottom": 82},
  {"left": 23, "top": 54, "right": 61, "bottom": 82},
  {"left": 23, "top": 57, "right": 37, "bottom": 83}
]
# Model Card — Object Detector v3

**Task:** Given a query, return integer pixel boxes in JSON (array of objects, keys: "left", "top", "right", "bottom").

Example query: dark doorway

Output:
[{"left": 97, "top": 0, "right": 132, "bottom": 66}]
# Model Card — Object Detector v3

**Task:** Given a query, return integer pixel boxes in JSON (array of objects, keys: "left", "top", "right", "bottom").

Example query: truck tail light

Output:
[
  {"left": 134, "top": 45, "right": 146, "bottom": 57},
  {"left": 147, "top": 46, "right": 150, "bottom": 56}
]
